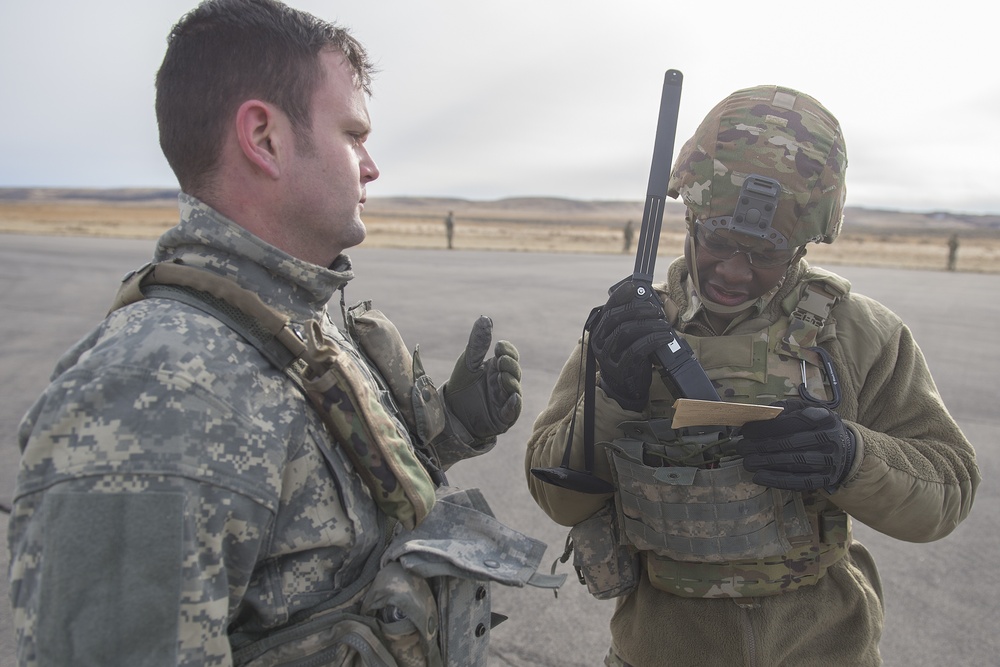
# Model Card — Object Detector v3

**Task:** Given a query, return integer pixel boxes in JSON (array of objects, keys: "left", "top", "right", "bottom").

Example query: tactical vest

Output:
[
  {"left": 110, "top": 261, "right": 438, "bottom": 529},
  {"left": 604, "top": 269, "right": 854, "bottom": 599},
  {"left": 110, "top": 260, "right": 562, "bottom": 666}
]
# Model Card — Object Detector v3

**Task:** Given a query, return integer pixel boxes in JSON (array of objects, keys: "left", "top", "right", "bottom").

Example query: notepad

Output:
[{"left": 671, "top": 398, "right": 783, "bottom": 429}]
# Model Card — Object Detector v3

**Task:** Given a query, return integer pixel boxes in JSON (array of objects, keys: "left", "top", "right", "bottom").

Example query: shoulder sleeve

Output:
[
  {"left": 10, "top": 480, "right": 273, "bottom": 666},
  {"left": 826, "top": 294, "right": 980, "bottom": 542},
  {"left": 10, "top": 344, "right": 283, "bottom": 666}
]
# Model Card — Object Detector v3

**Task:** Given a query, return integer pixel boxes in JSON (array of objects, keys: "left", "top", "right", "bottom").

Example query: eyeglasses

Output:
[{"left": 693, "top": 224, "right": 799, "bottom": 269}]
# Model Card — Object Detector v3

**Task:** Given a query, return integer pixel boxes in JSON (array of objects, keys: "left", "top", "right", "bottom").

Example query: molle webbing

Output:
[
  {"left": 110, "top": 261, "right": 436, "bottom": 529},
  {"left": 644, "top": 510, "right": 850, "bottom": 598},
  {"left": 603, "top": 273, "right": 852, "bottom": 598},
  {"left": 608, "top": 442, "right": 811, "bottom": 564}
]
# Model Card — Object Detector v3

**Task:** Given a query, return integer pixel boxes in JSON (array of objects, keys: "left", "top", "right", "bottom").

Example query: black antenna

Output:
[
  {"left": 626, "top": 70, "right": 720, "bottom": 402},
  {"left": 531, "top": 69, "right": 710, "bottom": 494},
  {"left": 633, "top": 69, "right": 683, "bottom": 283}
]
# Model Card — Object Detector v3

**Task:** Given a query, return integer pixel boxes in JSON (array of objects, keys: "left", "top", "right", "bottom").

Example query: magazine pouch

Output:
[{"left": 568, "top": 502, "right": 639, "bottom": 600}]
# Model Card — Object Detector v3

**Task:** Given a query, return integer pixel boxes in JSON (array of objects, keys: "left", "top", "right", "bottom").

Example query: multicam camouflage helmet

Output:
[{"left": 667, "top": 85, "right": 847, "bottom": 248}]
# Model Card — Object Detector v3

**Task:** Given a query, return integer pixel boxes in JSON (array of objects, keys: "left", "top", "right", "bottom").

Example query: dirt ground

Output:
[{"left": 1, "top": 199, "right": 997, "bottom": 273}]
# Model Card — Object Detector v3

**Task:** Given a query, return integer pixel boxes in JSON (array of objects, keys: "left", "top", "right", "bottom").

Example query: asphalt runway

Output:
[{"left": 1, "top": 234, "right": 996, "bottom": 666}]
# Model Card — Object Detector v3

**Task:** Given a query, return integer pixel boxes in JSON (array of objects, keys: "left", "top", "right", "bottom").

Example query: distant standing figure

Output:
[
  {"left": 445, "top": 210, "right": 455, "bottom": 249},
  {"left": 947, "top": 233, "right": 959, "bottom": 271},
  {"left": 622, "top": 219, "right": 635, "bottom": 253}
]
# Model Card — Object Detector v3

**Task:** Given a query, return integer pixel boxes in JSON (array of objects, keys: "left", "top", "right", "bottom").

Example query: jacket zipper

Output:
[{"left": 737, "top": 602, "right": 758, "bottom": 667}]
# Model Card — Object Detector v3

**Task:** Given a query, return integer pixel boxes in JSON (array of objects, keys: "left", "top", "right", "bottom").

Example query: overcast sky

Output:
[{"left": 2, "top": 1, "right": 998, "bottom": 214}]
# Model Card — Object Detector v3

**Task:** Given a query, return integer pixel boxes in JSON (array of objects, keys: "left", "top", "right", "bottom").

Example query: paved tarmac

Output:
[{"left": 0, "top": 234, "right": 996, "bottom": 666}]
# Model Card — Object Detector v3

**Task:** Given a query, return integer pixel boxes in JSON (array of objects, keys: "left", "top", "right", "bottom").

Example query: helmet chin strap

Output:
[
  {"left": 685, "top": 234, "right": 753, "bottom": 315},
  {"left": 684, "top": 234, "right": 791, "bottom": 316}
]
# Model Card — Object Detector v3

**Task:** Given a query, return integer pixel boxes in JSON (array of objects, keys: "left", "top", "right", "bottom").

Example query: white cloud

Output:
[{"left": 2, "top": 0, "right": 998, "bottom": 213}]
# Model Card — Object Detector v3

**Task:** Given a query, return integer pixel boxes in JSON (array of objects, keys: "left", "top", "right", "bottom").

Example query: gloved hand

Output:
[
  {"left": 589, "top": 280, "right": 678, "bottom": 411},
  {"left": 443, "top": 316, "right": 522, "bottom": 441},
  {"left": 737, "top": 400, "right": 857, "bottom": 492}
]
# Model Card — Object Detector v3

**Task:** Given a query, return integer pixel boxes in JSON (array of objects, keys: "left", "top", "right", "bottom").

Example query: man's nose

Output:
[
  {"left": 714, "top": 251, "right": 754, "bottom": 281},
  {"left": 361, "top": 147, "right": 379, "bottom": 183}
]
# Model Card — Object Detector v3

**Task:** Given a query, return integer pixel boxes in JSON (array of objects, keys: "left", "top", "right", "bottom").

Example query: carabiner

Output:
[{"left": 797, "top": 345, "right": 841, "bottom": 409}]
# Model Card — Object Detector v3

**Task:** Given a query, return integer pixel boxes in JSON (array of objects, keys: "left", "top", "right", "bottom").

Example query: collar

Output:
[{"left": 152, "top": 193, "right": 354, "bottom": 321}]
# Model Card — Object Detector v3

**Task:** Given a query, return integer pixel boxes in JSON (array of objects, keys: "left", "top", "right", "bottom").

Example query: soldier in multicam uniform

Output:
[
  {"left": 526, "top": 85, "right": 981, "bottom": 665},
  {"left": 8, "top": 1, "right": 558, "bottom": 665}
]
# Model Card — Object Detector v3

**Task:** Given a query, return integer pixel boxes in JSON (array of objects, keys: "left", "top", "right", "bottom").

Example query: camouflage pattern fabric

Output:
[
  {"left": 232, "top": 560, "right": 437, "bottom": 666},
  {"left": 346, "top": 302, "right": 494, "bottom": 471},
  {"left": 667, "top": 85, "right": 848, "bottom": 247},
  {"left": 111, "top": 260, "right": 437, "bottom": 531},
  {"left": 230, "top": 487, "right": 562, "bottom": 667},
  {"left": 379, "top": 487, "right": 563, "bottom": 667},
  {"left": 598, "top": 268, "right": 851, "bottom": 597},
  {"left": 347, "top": 301, "right": 423, "bottom": 435},
  {"left": 644, "top": 509, "right": 850, "bottom": 598},
  {"left": 679, "top": 290, "right": 839, "bottom": 406},
  {"left": 568, "top": 502, "right": 639, "bottom": 600},
  {"left": 298, "top": 319, "right": 436, "bottom": 530},
  {"left": 608, "top": 448, "right": 813, "bottom": 563},
  {"left": 8, "top": 195, "right": 406, "bottom": 665}
]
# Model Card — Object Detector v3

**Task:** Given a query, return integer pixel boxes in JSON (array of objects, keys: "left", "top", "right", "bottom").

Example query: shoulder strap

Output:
[
  {"left": 783, "top": 267, "right": 851, "bottom": 331},
  {"left": 111, "top": 261, "right": 305, "bottom": 371},
  {"left": 776, "top": 269, "right": 850, "bottom": 409},
  {"left": 111, "top": 261, "right": 437, "bottom": 529}
]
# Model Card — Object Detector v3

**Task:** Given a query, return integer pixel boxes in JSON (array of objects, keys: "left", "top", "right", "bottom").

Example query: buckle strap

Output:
[{"left": 790, "top": 281, "right": 842, "bottom": 329}]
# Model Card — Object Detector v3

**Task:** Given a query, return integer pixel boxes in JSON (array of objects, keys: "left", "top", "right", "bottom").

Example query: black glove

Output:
[
  {"left": 589, "top": 280, "right": 677, "bottom": 412},
  {"left": 443, "top": 316, "right": 522, "bottom": 440},
  {"left": 737, "top": 400, "right": 857, "bottom": 492}
]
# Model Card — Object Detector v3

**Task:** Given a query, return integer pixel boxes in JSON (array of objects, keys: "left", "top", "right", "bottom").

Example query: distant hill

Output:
[
  {"left": 0, "top": 187, "right": 180, "bottom": 204},
  {"left": 2, "top": 187, "right": 998, "bottom": 235}
]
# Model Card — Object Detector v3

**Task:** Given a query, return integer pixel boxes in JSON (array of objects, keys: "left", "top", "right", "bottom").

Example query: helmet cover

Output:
[{"left": 667, "top": 85, "right": 847, "bottom": 247}]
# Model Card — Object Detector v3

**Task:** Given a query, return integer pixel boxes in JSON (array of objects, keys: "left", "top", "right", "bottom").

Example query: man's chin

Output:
[{"left": 343, "top": 219, "right": 367, "bottom": 250}]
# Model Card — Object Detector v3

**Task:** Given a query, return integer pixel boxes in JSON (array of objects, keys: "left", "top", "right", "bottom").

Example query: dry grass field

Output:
[{"left": 1, "top": 192, "right": 998, "bottom": 273}]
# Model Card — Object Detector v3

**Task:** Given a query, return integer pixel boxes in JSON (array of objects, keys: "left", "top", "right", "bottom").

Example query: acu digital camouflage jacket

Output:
[{"left": 10, "top": 196, "right": 412, "bottom": 665}]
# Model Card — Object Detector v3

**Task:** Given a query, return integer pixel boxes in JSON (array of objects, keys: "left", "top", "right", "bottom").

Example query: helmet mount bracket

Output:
[{"left": 701, "top": 174, "right": 789, "bottom": 250}]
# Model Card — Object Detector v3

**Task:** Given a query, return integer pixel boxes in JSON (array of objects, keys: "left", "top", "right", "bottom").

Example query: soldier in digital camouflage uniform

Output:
[
  {"left": 526, "top": 85, "right": 980, "bottom": 665},
  {"left": 7, "top": 1, "right": 555, "bottom": 665}
]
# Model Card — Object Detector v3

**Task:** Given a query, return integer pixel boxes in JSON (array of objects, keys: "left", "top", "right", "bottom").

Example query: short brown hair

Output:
[{"left": 155, "top": 0, "right": 375, "bottom": 195}]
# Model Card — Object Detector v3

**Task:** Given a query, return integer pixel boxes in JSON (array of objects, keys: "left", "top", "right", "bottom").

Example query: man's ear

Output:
[{"left": 235, "top": 99, "right": 282, "bottom": 179}]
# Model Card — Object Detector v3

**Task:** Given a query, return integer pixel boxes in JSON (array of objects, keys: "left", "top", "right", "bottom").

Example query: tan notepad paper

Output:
[{"left": 671, "top": 398, "right": 783, "bottom": 429}]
